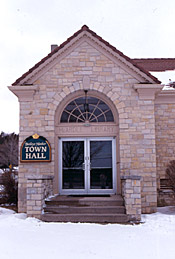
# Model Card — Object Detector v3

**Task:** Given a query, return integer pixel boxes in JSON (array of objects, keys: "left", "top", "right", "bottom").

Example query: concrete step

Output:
[
  {"left": 41, "top": 213, "right": 129, "bottom": 223},
  {"left": 45, "top": 195, "right": 124, "bottom": 207},
  {"left": 44, "top": 205, "right": 126, "bottom": 214},
  {"left": 42, "top": 195, "right": 128, "bottom": 223},
  {"left": 50, "top": 195, "right": 123, "bottom": 201}
]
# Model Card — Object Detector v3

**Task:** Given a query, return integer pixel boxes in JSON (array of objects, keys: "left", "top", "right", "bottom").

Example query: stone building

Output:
[{"left": 9, "top": 25, "right": 175, "bottom": 223}]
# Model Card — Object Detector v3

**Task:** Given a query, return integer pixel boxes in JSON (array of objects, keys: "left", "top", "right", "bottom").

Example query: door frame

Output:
[{"left": 58, "top": 137, "right": 116, "bottom": 195}]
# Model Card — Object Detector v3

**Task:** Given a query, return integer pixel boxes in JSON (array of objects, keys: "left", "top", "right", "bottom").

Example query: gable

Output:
[
  {"left": 12, "top": 25, "right": 160, "bottom": 86},
  {"left": 33, "top": 40, "right": 141, "bottom": 89}
]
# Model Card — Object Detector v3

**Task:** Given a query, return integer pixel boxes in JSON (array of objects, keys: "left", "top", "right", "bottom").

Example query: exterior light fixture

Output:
[{"left": 84, "top": 90, "right": 89, "bottom": 121}]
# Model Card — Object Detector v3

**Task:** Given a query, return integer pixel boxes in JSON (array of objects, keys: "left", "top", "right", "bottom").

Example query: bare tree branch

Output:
[{"left": 0, "top": 132, "right": 19, "bottom": 169}]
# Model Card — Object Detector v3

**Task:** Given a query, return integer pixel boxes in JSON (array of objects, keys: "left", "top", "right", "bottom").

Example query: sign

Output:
[
  {"left": 20, "top": 134, "right": 51, "bottom": 162},
  {"left": 56, "top": 124, "right": 118, "bottom": 137}
]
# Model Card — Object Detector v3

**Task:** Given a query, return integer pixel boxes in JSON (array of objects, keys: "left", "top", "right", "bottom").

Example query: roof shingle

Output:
[{"left": 133, "top": 58, "right": 175, "bottom": 72}]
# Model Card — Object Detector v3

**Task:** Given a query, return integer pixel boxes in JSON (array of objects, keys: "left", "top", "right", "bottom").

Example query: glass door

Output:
[
  {"left": 59, "top": 138, "right": 116, "bottom": 194},
  {"left": 60, "top": 139, "right": 87, "bottom": 194},
  {"left": 89, "top": 140, "right": 113, "bottom": 191}
]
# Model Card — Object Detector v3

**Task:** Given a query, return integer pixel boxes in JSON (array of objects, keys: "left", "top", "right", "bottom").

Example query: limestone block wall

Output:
[
  {"left": 121, "top": 176, "right": 142, "bottom": 221},
  {"left": 155, "top": 103, "right": 175, "bottom": 188},
  {"left": 119, "top": 97, "right": 157, "bottom": 213},
  {"left": 18, "top": 100, "right": 55, "bottom": 212},
  {"left": 18, "top": 41, "right": 157, "bottom": 214},
  {"left": 27, "top": 175, "right": 53, "bottom": 218}
]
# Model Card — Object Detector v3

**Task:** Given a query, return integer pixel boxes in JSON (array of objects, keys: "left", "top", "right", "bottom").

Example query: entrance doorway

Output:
[{"left": 59, "top": 137, "right": 116, "bottom": 195}]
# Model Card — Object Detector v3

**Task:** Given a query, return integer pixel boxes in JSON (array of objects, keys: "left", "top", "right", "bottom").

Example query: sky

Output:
[{"left": 1, "top": 0, "right": 175, "bottom": 133}]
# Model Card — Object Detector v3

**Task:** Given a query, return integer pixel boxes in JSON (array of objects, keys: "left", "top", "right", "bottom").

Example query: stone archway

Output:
[{"left": 53, "top": 90, "right": 120, "bottom": 195}]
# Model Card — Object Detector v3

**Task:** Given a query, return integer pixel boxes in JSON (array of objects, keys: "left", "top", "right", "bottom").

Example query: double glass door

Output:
[{"left": 59, "top": 137, "right": 116, "bottom": 194}]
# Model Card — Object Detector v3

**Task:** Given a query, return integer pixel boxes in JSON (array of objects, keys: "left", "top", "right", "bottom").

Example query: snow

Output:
[
  {"left": 0, "top": 206, "right": 175, "bottom": 259},
  {"left": 150, "top": 71, "right": 175, "bottom": 90},
  {"left": 0, "top": 207, "right": 15, "bottom": 215}
]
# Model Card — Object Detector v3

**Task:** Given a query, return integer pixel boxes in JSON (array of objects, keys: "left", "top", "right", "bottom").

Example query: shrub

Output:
[
  {"left": 1, "top": 168, "right": 18, "bottom": 204},
  {"left": 0, "top": 132, "right": 18, "bottom": 169},
  {"left": 0, "top": 132, "right": 18, "bottom": 205}
]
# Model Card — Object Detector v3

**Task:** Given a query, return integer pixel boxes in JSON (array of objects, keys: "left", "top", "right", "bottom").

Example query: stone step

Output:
[
  {"left": 44, "top": 205, "right": 125, "bottom": 214},
  {"left": 42, "top": 195, "right": 127, "bottom": 223},
  {"left": 41, "top": 213, "right": 129, "bottom": 223},
  {"left": 45, "top": 195, "right": 124, "bottom": 207},
  {"left": 45, "top": 200, "right": 123, "bottom": 207},
  {"left": 50, "top": 194, "right": 123, "bottom": 201}
]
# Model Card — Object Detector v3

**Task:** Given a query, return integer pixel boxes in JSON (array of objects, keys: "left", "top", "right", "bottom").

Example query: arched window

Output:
[{"left": 60, "top": 96, "right": 114, "bottom": 123}]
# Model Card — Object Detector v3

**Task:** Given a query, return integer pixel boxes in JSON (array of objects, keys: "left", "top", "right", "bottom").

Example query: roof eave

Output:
[{"left": 12, "top": 25, "right": 161, "bottom": 86}]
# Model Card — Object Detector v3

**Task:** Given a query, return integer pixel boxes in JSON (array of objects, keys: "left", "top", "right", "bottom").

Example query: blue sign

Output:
[{"left": 20, "top": 134, "right": 51, "bottom": 162}]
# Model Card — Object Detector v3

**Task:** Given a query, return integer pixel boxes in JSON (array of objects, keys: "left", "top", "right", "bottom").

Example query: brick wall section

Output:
[
  {"left": 18, "top": 41, "right": 157, "bottom": 214},
  {"left": 155, "top": 103, "right": 175, "bottom": 187},
  {"left": 121, "top": 176, "right": 142, "bottom": 221},
  {"left": 26, "top": 176, "right": 53, "bottom": 218}
]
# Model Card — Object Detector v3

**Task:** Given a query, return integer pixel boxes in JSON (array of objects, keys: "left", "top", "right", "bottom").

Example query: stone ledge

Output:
[
  {"left": 133, "top": 84, "right": 162, "bottom": 100},
  {"left": 155, "top": 90, "right": 175, "bottom": 104},
  {"left": 8, "top": 85, "right": 39, "bottom": 101},
  {"left": 27, "top": 175, "right": 54, "bottom": 180},
  {"left": 121, "top": 175, "right": 142, "bottom": 180}
]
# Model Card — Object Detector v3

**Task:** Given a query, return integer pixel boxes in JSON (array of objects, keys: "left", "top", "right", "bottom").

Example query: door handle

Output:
[{"left": 82, "top": 163, "right": 85, "bottom": 170}]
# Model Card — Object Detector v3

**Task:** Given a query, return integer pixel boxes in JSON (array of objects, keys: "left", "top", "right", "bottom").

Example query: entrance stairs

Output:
[{"left": 41, "top": 195, "right": 129, "bottom": 223}]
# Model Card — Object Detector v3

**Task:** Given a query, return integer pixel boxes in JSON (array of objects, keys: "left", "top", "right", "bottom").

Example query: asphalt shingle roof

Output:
[{"left": 133, "top": 58, "right": 175, "bottom": 72}]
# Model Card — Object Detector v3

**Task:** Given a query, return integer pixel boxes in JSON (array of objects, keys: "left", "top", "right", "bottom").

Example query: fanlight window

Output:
[{"left": 60, "top": 96, "right": 114, "bottom": 123}]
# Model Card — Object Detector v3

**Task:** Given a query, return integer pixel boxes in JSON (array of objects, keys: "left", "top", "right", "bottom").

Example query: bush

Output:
[
  {"left": 166, "top": 160, "right": 175, "bottom": 192},
  {"left": 1, "top": 168, "right": 18, "bottom": 204},
  {"left": 0, "top": 132, "right": 18, "bottom": 169},
  {"left": 0, "top": 132, "right": 18, "bottom": 205}
]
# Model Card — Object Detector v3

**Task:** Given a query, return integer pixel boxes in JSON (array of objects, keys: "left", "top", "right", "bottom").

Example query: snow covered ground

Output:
[{"left": 0, "top": 207, "right": 175, "bottom": 259}]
